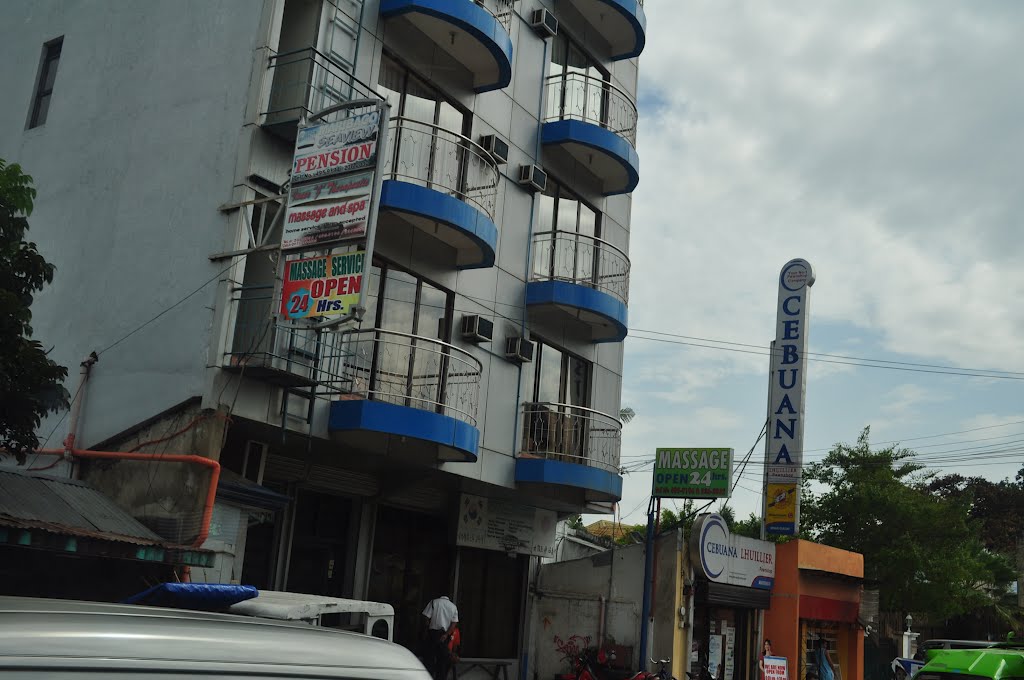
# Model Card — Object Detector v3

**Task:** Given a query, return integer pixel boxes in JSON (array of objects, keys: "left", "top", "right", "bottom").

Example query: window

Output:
[
  {"left": 354, "top": 259, "right": 456, "bottom": 414},
  {"left": 28, "top": 38, "right": 63, "bottom": 129},
  {"left": 546, "top": 32, "right": 610, "bottom": 126},
  {"left": 521, "top": 337, "right": 593, "bottom": 461},
  {"left": 534, "top": 175, "right": 601, "bottom": 285}
]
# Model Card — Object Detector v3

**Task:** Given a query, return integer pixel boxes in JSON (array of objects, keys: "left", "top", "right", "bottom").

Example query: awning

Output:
[
  {"left": 216, "top": 468, "right": 290, "bottom": 511},
  {"left": 695, "top": 579, "right": 772, "bottom": 609},
  {"left": 0, "top": 468, "right": 213, "bottom": 567}
]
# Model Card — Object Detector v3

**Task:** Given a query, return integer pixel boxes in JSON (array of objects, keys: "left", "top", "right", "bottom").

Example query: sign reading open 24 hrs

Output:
[
  {"left": 654, "top": 448, "right": 733, "bottom": 499},
  {"left": 280, "top": 251, "right": 365, "bottom": 320},
  {"left": 690, "top": 513, "right": 776, "bottom": 590}
]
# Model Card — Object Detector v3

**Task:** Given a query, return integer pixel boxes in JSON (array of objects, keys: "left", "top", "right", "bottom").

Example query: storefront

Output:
[
  {"left": 688, "top": 514, "right": 777, "bottom": 680},
  {"left": 764, "top": 541, "right": 864, "bottom": 680}
]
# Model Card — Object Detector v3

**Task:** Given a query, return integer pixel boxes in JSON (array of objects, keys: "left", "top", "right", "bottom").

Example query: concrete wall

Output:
[
  {"left": 529, "top": 532, "right": 681, "bottom": 680},
  {"left": 0, "top": 0, "right": 267, "bottom": 448}
]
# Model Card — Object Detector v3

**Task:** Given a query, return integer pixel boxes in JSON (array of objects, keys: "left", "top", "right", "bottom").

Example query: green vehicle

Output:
[{"left": 916, "top": 640, "right": 1024, "bottom": 680}]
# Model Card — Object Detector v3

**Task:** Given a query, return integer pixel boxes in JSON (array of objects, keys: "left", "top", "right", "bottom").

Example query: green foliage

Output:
[
  {"left": 732, "top": 512, "right": 763, "bottom": 539},
  {"left": 0, "top": 159, "right": 68, "bottom": 463},
  {"left": 802, "top": 427, "right": 1016, "bottom": 622}
]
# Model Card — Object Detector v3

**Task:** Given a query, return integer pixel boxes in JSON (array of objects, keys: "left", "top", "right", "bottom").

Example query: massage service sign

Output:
[
  {"left": 281, "top": 171, "right": 373, "bottom": 251},
  {"left": 280, "top": 250, "right": 365, "bottom": 321}
]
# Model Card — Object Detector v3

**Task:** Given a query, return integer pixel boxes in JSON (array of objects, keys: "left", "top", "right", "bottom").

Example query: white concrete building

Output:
[{"left": 0, "top": 0, "right": 645, "bottom": 665}]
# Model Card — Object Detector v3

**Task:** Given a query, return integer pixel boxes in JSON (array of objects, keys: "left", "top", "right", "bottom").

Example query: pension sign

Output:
[{"left": 653, "top": 447, "right": 734, "bottom": 499}]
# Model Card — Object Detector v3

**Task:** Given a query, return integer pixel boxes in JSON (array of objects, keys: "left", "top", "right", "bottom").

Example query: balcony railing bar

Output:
[
  {"left": 544, "top": 72, "right": 638, "bottom": 145},
  {"left": 519, "top": 401, "right": 622, "bottom": 473},
  {"left": 530, "top": 230, "right": 631, "bottom": 305}
]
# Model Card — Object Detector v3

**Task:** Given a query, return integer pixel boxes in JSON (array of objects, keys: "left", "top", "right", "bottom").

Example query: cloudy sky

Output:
[{"left": 613, "top": 1, "right": 1024, "bottom": 526}]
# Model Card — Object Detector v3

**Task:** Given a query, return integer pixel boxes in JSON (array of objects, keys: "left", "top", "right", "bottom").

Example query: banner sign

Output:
[
  {"left": 653, "top": 448, "right": 733, "bottom": 499},
  {"left": 708, "top": 635, "right": 724, "bottom": 679},
  {"left": 765, "top": 482, "right": 798, "bottom": 535},
  {"left": 279, "top": 250, "right": 365, "bottom": 321},
  {"left": 690, "top": 513, "right": 776, "bottom": 590},
  {"left": 765, "top": 258, "right": 815, "bottom": 535},
  {"left": 282, "top": 172, "right": 373, "bottom": 251},
  {"left": 292, "top": 110, "right": 381, "bottom": 183},
  {"left": 455, "top": 493, "right": 557, "bottom": 559},
  {"left": 763, "top": 656, "right": 788, "bottom": 680}
]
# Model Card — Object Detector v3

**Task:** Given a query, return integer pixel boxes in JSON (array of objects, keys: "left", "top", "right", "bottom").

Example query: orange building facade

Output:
[{"left": 764, "top": 540, "right": 865, "bottom": 680}]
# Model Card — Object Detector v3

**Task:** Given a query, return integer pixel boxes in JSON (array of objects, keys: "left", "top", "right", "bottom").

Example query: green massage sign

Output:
[{"left": 653, "top": 448, "right": 734, "bottom": 499}]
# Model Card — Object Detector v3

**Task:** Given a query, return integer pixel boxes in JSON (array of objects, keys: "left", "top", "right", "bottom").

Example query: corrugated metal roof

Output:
[{"left": 0, "top": 469, "right": 163, "bottom": 544}]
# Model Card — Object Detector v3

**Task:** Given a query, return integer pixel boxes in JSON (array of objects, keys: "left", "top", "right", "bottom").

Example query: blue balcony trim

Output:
[
  {"left": 515, "top": 457, "right": 624, "bottom": 501},
  {"left": 380, "top": 0, "right": 513, "bottom": 93},
  {"left": 380, "top": 180, "right": 498, "bottom": 269},
  {"left": 329, "top": 400, "right": 479, "bottom": 461},
  {"left": 541, "top": 120, "right": 640, "bottom": 195},
  {"left": 597, "top": 0, "right": 647, "bottom": 60},
  {"left": 526, "top": 280, "right": 628, "bottom": 343}
]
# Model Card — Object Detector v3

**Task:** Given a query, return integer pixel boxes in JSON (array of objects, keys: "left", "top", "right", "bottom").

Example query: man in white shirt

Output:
[{"left": 422, "top": 595, "right": 459, "bottom": 680}]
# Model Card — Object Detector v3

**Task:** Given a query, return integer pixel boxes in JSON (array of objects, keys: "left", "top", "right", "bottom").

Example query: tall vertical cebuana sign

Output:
[{"left": 764, "top": 259, "right": 814, "bottom": 535}]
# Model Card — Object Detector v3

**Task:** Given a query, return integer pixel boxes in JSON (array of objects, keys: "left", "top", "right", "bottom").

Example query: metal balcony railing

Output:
[
  {"left": 519, "top": 402, "right": 622, "bottom": 474},
  {"left": 262, "top": 47, "right": 383, "bottom": 128},
  {"left": 472, "top": 0, "right": 515, "bottom": 31},
  {"left": 545, "top": 72, "right": 638, "bottom": 145},
  {"left": 223, "top": 285, "right": 349, "bottom": 389},
  {"left": 326, "top": 328, "right": 483, "bottom": 426},
  {"left": 530, "top": 230, "right": 631, "bottom": 305},
  {"left": 382, "top": 116, "right": 500, "bottom": 220}
]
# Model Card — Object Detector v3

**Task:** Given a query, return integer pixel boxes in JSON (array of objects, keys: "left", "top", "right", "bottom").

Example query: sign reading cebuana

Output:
[{"left": 654, "top": 447, "right": 733, "bottom": 499}]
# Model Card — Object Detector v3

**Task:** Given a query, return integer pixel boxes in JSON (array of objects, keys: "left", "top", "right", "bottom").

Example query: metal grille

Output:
[
  {"left": 382, "top": 117, "right": 500, "bottom": 220},
  {"left": 530, "top": 230, "right": 631, "bottom": 304},
  {"left": 545, "top": 72, "right": 638, "bottom": 145},
  {"left": 263, "top": 47, "right": 383, "bottom": 126},
  {"left": 519, "top": 402, "right": 622, "bottom": 473}
]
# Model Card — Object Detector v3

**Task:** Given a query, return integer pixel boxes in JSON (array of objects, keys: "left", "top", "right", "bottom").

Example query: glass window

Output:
[
  {"left": 29, "top": 38, "right": 63, "bottom": 129},
  {"left": 535, "top": 176, "right": 603, "bottom": 285},
  {"left": 528, "top": 336, "right": 591, "bottom": 409},
  {"left": 546, "top": 33, "right": 609, "bottom": 125}
]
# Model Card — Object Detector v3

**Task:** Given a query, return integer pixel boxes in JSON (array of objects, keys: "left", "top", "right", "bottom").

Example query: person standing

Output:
[
  {"left": 758, "top": 640, "right": 773, "bottom": 679},
  {"left": 422, "top": 595, "right": 459, "bottom": 680},
  {"left": 815, "top": 638, "right": 834, "bottom": 680}
]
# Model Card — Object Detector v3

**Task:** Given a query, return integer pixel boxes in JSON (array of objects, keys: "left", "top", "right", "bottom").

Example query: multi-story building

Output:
[{"left": 1, "top": 0, "right": 644, "bottom": 665}]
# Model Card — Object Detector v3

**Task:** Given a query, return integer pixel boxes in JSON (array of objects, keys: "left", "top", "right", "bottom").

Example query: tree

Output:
[
  {"left": 802, "top": 427, "right": 1015, "bottom": 622},
  {"left": 0, "top": 160, "right": 68, "bottom": 463},
  {"left": 732, "top": 512, "right": 763, "bottom": 539}
]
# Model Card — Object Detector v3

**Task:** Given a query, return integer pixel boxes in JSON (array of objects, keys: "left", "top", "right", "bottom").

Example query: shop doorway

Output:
[
  {"left": 801, "top": 623, "right": 843, "bottom": 680},
  {"left": 368, "top": 505, "right": 453, "bottom": 652},
  {"left": 285, "top": 489, "right": 354, "bottom": 597},
  {"left": 692, "top": 605, "right": 756, "bottom": 680}
]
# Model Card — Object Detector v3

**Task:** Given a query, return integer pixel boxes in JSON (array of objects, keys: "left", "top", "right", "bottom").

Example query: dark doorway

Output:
[{"left": 285, "top": 489, "right": 353, "bottom": 597}]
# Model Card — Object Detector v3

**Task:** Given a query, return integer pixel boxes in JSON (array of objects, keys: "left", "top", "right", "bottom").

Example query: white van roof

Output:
[
  {"left": 0, "top": 596, "right": 426, "bottom": 678},
  {"left": 229, "top": 589, "right": 395, "bottom": 621}
]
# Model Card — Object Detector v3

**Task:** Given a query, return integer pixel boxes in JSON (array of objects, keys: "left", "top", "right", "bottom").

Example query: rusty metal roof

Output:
[{"left": 0, "top": 468, "right": 164, "bottom": 545}]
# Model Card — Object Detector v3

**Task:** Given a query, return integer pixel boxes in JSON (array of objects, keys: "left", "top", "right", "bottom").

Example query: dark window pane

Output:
[
  {"left": 567, "top": 356, "right": 590, "bottom": 408},
  {"left": 42, "top": 57, "right": 59, "bottom": 91},
  {"left": 418, "top": 281, "right": 449, "bottom": 341},
  {"left": 32, "top": 94, "right": 51, "bottom": 127},
  {"left": 379, "top": 268, "right": 417, "bottom": 334}
]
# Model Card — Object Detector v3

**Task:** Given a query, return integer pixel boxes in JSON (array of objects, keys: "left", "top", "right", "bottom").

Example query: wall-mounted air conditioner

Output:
[
  {"left": 479, "top": 134, "right": 510, "bottom": 165},
  {"left": 505, "top": 337, "right": 535, "bottom": 363},
  {"left": 518, "top": 164, "right": 547, "bottom": 193},
  {"left": 530, "top": 9, "right": 558, "bottom": 38},
  {"left": 461, "top": 315, "right": 494, "bottom": 343}
]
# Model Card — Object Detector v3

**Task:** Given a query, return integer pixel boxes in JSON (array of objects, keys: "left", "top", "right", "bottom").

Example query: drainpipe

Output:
[{"left": 63, "top": 352, "right": 99, "bottom": 458}]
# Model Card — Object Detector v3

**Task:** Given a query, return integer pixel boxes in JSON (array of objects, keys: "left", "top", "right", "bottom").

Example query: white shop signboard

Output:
[
  {"left": 690, "top": 513, "right": 776, "bottom": 590},
  {"left": 456, "top": 494, "right": 557, "bottom": 558}
]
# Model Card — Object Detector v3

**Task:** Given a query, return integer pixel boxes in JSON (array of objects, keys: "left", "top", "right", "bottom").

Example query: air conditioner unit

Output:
[
  {"left": 505, "top": 337, "right": 535, "bottom": 363},
  {"left": 518, "top": 164, "right": 547, "bottom": 193},
  {"left": 479, "top": 134, "right": 510, "bottom": 165},
  {"left": 530, "top": 9, "right": 558, "bottom": 38},
  {"left": 461, "top": 314, "right": 494, "bottom": 343}
]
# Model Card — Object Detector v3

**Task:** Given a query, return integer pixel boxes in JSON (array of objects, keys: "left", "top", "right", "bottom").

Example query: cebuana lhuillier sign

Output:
[{"left": 765, "top": 259, "right": 814, "bottom": 536}]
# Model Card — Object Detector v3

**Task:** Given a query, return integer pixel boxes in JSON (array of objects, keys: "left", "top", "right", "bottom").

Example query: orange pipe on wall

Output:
[{"left": 35, "top": 447, "right": 220, "bottom": 548}]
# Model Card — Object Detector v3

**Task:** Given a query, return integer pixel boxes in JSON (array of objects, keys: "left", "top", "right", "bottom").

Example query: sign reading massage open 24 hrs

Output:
[{"left": 653, "top": 448, "right": 734, "bottom": 499}]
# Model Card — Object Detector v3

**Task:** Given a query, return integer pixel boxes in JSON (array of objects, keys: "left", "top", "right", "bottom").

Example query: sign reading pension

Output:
[
  {"left": 279, "top": 250, "right": 365, "bottom": 321},
  {"left": 291, "top": 110, "right": 381, "bottom": 183},
  {"left": 282, "top": 171, "right": 373, "bottom": 251},
  {"left": 654, "top": 448, "right": 733, "bottom": 499}
]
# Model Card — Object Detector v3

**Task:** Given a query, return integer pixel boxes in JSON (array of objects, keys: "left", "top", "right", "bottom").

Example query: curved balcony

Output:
[
  {"left": 379, "top": 0, "right": 513, "bottom": 93},
  {"left": 560, "top": 0, "right": 647, "bottom": 61},
  {"left": 515, "top": 402, "right": 623, "bottom": 503},
  {"left": 379, "top": 117, "right": 499, "bottom": 270},
  {"left": 328, "top": 328, "right": 482, "bottom": 462},
  {"left": 526, "top": 230, "right": 629, "bottom": 343},
  {"left": 542, "top": 73, "right": 639, "bottom": 196}
]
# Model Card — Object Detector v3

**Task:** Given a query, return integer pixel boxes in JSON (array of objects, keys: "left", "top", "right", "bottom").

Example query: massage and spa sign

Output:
[
  {"left": 282, "top": 171, "right": 373, "bottom": 250},
  {"left": 765, "top": 258, "right": 815, "bottom": 536},
  {"left": 456, "top": 494, "right": 557, "bottom": 559},
  {"left": 690, "top": 513, "right": 776, "bottom": 590},
  {"left": 654, "top": 448, "right": 733, "bottom": 499}
]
